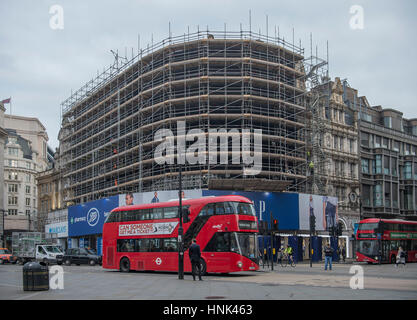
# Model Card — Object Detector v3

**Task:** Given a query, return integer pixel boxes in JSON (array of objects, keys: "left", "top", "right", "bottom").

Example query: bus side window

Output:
[
  {"left": 137, "top": 239, "right": 149, "bottom": 252},
  {"left": 224, "top": 202, "right": 234, "bottom": 214},
  {"left": 215, "top": 203, "right": 225, "bottom": 215},
  {"left": 164, "top": 207, "right": 178, "bottom": 219},
  {"left": 207, "top": 203, "right": 215, "bottom": 215},
  {"left": 153, "top": 208, "right": 163, "bottom": 220}
]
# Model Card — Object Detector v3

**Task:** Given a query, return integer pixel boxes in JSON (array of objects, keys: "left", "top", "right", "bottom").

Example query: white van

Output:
[{"left": 36, "top": 245, "right": 64, "bottom": 264}]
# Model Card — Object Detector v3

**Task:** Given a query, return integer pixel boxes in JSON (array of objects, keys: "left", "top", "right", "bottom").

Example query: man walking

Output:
[
  {"left": 189, "top": 238, "right": 203, "bottom": 281},
  {"left": 324, "top": 242, "right": 334, "bottom": 271}
]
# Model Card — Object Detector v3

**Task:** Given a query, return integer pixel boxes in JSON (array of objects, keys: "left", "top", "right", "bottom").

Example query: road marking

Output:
[
  {"left": 0, "top": 283, "right": 20, "bottom": 288},
  {"left": 14, "top": 291, "right": 45, "bottom": 300}
]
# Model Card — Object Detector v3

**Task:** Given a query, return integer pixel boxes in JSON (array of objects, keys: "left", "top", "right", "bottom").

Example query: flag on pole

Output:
[{"left": 1, "top": 97, "right": 11, "bottom": 104}]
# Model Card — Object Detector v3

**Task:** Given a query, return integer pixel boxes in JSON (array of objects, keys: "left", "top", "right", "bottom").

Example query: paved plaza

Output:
[{"left": 0, "top": 261, "right": 416, "bottom": 300}]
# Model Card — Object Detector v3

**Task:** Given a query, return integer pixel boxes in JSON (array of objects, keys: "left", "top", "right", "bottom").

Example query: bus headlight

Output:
[
  {"left": 237, "top": 261, "right": 243, "bottom": 268},
  {"left": 375, "top": 257, "right": 378, "bottom": 260}
]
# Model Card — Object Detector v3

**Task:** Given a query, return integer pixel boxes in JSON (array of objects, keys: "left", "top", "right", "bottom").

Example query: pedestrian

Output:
[
  {"left": 395, "top": 246, "right": 406, "bottom": 268},
  {"left": 341, "top": 246, "right": 346, "bottom": 263},
  {"left": 324, "top": 242, "right": 334, "bottom": 271},
  {"left": 189, "top": 238, "right": 203, "bottom": 281}
]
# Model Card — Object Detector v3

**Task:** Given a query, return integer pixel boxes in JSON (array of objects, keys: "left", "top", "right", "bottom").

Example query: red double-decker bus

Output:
[
  {"left": 102, "top": 195, "right": 259, "bottom": 273},
  {"left": 356, "top": 218, "right": 417, "bottom": 264}
]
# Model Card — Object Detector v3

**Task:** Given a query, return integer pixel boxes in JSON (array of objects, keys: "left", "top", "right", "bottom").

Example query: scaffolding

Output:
[{"left": 60, "top": 29, "right": 309, "bottom": 204}]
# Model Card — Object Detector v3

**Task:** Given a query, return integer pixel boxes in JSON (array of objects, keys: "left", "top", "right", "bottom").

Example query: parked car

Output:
[
  {"left": 60, "top": 248, "right": 102, "bottom": 266},
  {"left": 0, "top": 248, "right": 18, "bottom": 264}
]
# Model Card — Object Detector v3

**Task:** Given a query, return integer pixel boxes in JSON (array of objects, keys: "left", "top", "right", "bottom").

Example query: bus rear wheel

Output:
[{"left": 120, "top": 257, "right": 130, "bottom": 273}]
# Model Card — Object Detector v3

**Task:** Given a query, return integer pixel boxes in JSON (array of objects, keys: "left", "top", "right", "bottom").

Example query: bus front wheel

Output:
[
  {"left": 391, "top": 255, "right": 396, "bottom": 264},
  {"left": 120, "top": 257, "right": 130, "bottom": 273}
]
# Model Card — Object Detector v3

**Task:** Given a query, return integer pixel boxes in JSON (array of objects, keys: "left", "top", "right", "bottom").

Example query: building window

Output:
[
  {"left": 383, "top": 117, "right": 392, "bottom": 128},
  {"left": 414, "top": 162, "right": 417, "bottom": 180},
  {"left": 26, "top": 210, "right": 31, "bottom": 215},
  {"left": 361, "top": 159, "right": 369, "bottom": 174},
  {"left": 392, "top": 158, "right": 397, "bottom": 176},
  {"left": 404, "top": 162, "right": 412, "bottom": 179},
  {"left": 26, "top": 198, "right": 31, "bottom": 206},
  {"left": 8, "top": 147, "right": 19, "bottom": 156},
  {"left": 8, "top": 171, "right": 18, "bottom": 180},
  {"left": 373, "top": 183, "right": 383, "bottom": 207},
  {"left": 382, "top": 137, "right": 388, "bottom": 148},
  {"left": 405, "top": 144, "right": 411, "bottom": 155},
  {"left": 393, "top": 140, "right": 399, "bottom": 152},
  {"left": 8, "top": 196, "right": 18, "bottom": 205},
  {"left": 392, "top": 183, "right": 398, "bottom": 208},
  {"left": 8, "top": 184, "right": 18, "bottom": 193},
  {"left": 374, "top": 136, "right": 381, "bottom": 148},
  {"left": 25, "top": 185, "right": 31, "bottom": 194},
  {"left": 350, "top": 163, "right": 356, "bottom": 179},
  {"left": 361, "top": 132, "right": 369, "bottom": 147},
  {"left": 412, "top": 126, "right": 417, "bottom": 136},
  {"left": 8, "top": 160, "right": 18, "bottom": 167},
  {"left": 334, "top": 136, "right": 338, "bottom": 150},
  {"left": 349, "top": 139, "right": 354, "bottom": 153},
  {"left": 384, "top": 182, "right": 391, "bottom": 208},
  {"left": 26, "top": 174, "right": 31, "bottom": 182},
  {"left": 8, "top": 209, "right": 18, "bottom": 215},
  {"left": 362, "top": 185, "right": 371, "bottom": 206},
  {"left": 404, "top": 186, "right": 413, "bottom": 210},
  {"left": 374, "top": 155, "right": 382, "bottom": 174},
  {"left": 383, "top": 156, "right": 390, "bottom": 175},
  {"left": 339, "top": 137, "right": 344, "bottom": 151}
]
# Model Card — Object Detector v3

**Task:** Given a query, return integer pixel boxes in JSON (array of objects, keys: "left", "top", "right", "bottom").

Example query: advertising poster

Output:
[
  {"left": 298, "top": 193, "right": 338, "bottom": 231},
  {"left": 118, "top": 189, "right": 203, "bottom": 207},
  {"left": 202, "top": 190, "right": 300, "bottom": 230},
  {"left": 68, "top": 195, "right": 119, "bottom": 237}
]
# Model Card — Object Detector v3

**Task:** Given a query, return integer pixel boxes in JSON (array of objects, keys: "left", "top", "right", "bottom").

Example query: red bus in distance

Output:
[
  {"left": 356, "top": 218, "right": 417, "bottom": 264},
  {"left": 102, "top": 195, "right": 259, "bottom": 273}
]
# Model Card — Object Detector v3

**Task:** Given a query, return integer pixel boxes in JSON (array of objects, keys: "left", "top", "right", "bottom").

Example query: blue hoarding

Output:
[
  {"left": 68, "top": 196, "right": 119, "bottom": 237},
  {"left": 202, "top": 190, "right": 299, "bottom": 230}
]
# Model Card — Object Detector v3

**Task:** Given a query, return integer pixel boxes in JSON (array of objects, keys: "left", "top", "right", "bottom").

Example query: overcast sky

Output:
[{"left": 1, "top": 0, "right": 416, "bottom": 150}]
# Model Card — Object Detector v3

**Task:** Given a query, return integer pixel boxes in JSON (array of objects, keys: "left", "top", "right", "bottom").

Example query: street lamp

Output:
[
  {"left": 178, "top": 161, "right": 184, "bottom": 280},
  {"left": 0, "top": 209, "right": 5, "bottom": 247}
]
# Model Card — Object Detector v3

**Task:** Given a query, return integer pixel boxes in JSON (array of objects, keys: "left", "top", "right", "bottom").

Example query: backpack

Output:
[{"left": 400, "top": 251, "right": 406, "bottom": 258}]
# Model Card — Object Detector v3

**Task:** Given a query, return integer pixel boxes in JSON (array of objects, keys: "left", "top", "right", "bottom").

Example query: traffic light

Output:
[
  {"left": 273, "top": 219, "right": 279, "bottom": 231},
  {"left": 182, "top": 207, "right": 190, "bottom": 223},
  {"left": 310, "top": 215, "right": 316, "bottom": 233},
  {"left": 337, "top": 222, "right": 343, "bottom": 236},
  {"left": 258, "top": 221, "right": 268, "bottom": 235}
]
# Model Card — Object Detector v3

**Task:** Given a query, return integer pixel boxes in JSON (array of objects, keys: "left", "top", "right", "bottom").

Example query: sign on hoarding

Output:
[
  {"left": 68, "top": 196, "right": 119, "bottom": 237},
  {"left": 45, "top": 221, "right": 68, "bottom": 238}
]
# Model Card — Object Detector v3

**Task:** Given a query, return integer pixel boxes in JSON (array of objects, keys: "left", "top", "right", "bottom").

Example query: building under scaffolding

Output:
[{"left": 59, "top": 30, "right": 311, "bottom": 205}]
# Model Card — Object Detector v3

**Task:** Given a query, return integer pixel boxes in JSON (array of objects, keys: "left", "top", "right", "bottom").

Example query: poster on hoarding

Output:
[
  {"left": 298, "top": 194, "right": 338, "bottom": 231},
  {"left": 202, "top": 190, "right": 300, "bottom": 230},
  {"left": 118, "top": 190, "right": 203, "bottom": 207},
  {"left": 118, "top": 222, "right": 179, "bottom": 236}
]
